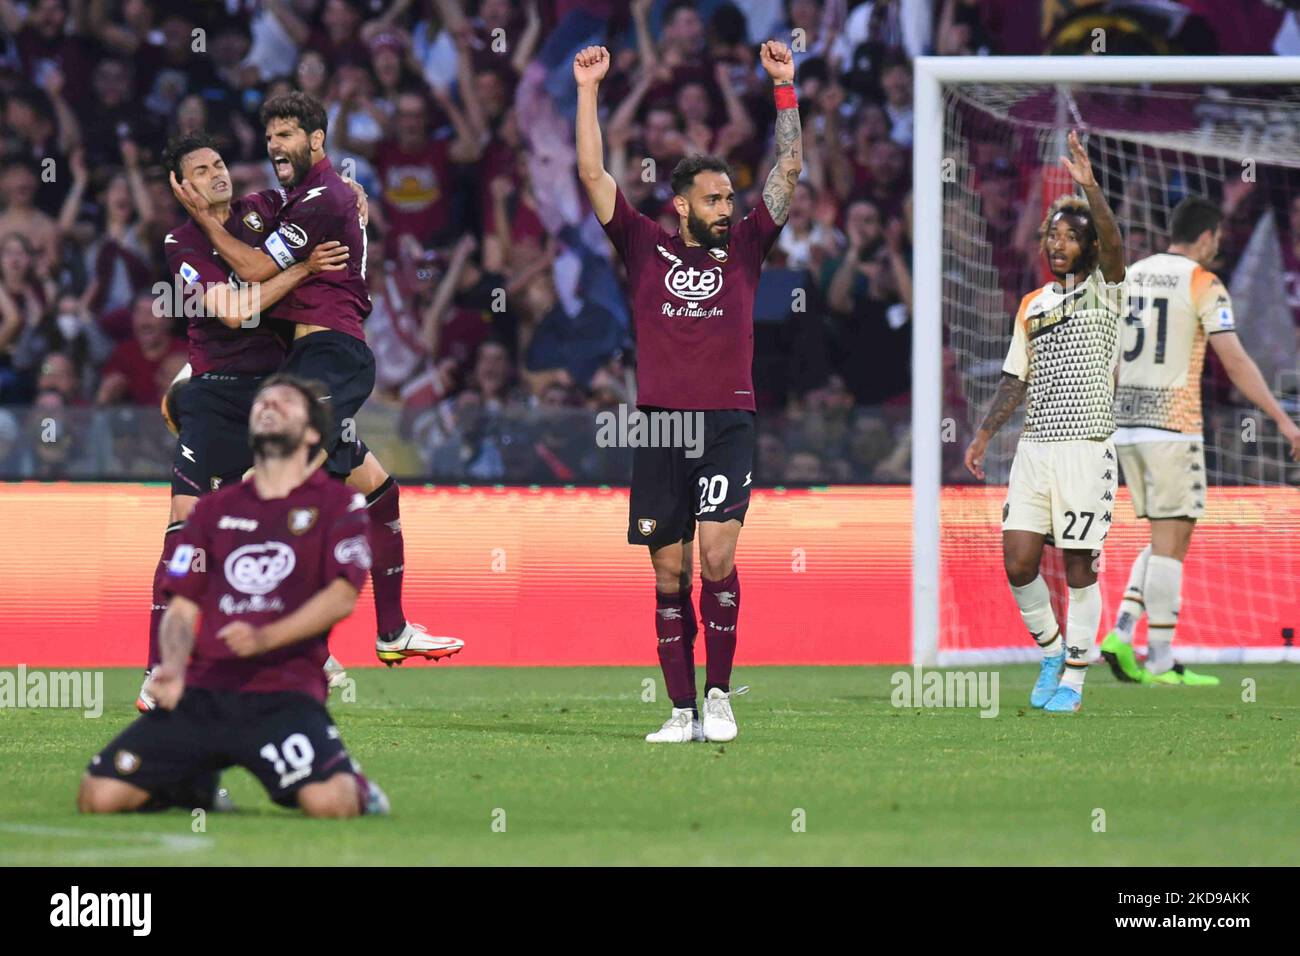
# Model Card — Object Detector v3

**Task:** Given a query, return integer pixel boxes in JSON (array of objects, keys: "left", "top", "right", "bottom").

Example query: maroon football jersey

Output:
[
  {"left": 264, "top": 157, "right": 372, "bottom": 341},
  {"left": 165, "top": 190, "right": 288, "bottom": 376},
  {"left": 162, "top": 469, "right": 371, "bottom": 702},
  {"left": 601, "top": 188, "right": 782, "bottom": 411}
]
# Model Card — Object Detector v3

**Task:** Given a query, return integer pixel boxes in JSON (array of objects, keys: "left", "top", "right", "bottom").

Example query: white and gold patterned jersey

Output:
[
  {"left": 1114, "top": 253, "right": 1235, "bottom": 437},
  {"left": 1002, "top": 267, "right": 1125, "bottom": 442}
]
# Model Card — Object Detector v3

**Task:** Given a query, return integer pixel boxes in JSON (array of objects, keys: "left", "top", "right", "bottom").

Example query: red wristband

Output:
[{"left": 774, "top": 83, "right": 797, "bottom": 111}]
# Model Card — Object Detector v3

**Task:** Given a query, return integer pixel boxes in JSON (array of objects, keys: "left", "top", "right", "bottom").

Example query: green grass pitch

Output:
[{"left": 0, "top": 665, "right": 1296, "bottom": 865}]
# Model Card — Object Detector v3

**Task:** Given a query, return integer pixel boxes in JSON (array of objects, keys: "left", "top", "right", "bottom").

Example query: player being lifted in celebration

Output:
[
  {"left": 80, "top": 375, "right": 389, "bottom": 818},
  {"left": 139, "top": 133, "right": 350, "bottom": 711},
  {"left": 964, "top": 131, "right": 1126, "bottom": 714},
  {"left": 574, "top": 41, "right": 798, "bottom": 742},
  {"left": 1099, "top": 196, "right": 1300, "bottom": 684},
  {"left": 171, "top": 93, "right": 462, "bottom": 667}
]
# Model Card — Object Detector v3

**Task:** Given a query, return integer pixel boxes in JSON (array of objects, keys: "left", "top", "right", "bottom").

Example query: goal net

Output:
[{"left": 927, "top": 67, "right": 1300, "bottom": 665}]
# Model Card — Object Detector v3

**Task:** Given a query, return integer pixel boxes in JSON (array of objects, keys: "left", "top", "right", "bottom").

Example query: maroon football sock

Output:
[
  {"left": 366, "top": 478, "right": 406, "bottom": 638},
  {"left": 680, "top": 583, "right": 698, "bottom": 699},
  {"left": 656, "top": 589, "right": 696, "bottom": 710},
  {"left": 701, "top": 567, "right": 740, "bottom": 692},
  {"left": 147, "top": 523, "right": 184, "bottom": 669}
]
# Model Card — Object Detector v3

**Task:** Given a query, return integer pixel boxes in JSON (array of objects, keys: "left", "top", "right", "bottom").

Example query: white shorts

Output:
[
  {"left": 1003, "top": 438, "right": 1118, "bottom": 549},
  {"left": 1115, "top": 439, "right": 1205, "bottom": 520}
]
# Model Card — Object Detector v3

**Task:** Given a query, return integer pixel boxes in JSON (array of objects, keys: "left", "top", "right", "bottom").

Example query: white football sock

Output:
[
  {"left": 1144, "top": 555, "right": 1183, "bottom": 675},
  {"left": 1114, "top": 544, "right": 1150, "bottom": 642},
  {"left": 1061, "top": 583, "right": 1101, "bottom": 691},
  {"left": 1010, "top": 575, "right": 1061, "bottom": 657}
]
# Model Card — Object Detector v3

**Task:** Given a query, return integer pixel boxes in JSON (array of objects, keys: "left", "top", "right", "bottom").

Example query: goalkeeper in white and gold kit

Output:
[
  {"left": 1099, "top": 196, "right": 1300, "bottom": 685},
  {"left": 964, "top": 131, "right": 1125, "bottom": 714}
]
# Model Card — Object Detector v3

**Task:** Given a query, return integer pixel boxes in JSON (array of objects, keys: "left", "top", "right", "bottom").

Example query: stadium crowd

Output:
[{"left": 1, "top": 0, "right": 1298, "bottom": 483}]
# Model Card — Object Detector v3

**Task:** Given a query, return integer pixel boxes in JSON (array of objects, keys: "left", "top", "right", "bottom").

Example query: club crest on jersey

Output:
[
  {"left": 707, "top": 247, "right": 728, "bottom": 262},
  {"left": 114, "top": 750, "right": 140, "bottom": 775},
  {"left": 278, "top": 223, "right": 308, "bottom": 249},
  {"left": 664, "top": 263, "right": 723, "bottom": 302},
  {"left": 288, "top": 507, "right": 318, "bottom": 535},
  {"left": 637, "top": 518, "right": 656, "bottom": 536},
  {"left": 242, "top": 211, "right": 265, "bottom": 232}
]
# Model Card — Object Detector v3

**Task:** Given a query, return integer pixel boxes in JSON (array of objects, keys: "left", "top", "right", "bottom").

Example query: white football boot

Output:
[
  {"left": 136, "top": 669, "right": 157, "bottom": 713},
  {"left": 375, "top": 622, "right": 464, "bottom": 666},
  {"left": 324, "top": 655, "right": 349, "bottom": 693},
  {"left": 702, "top": 687, "right": 738, "bottom": 742},
  {"left": 645, "top": 708, "right": 704, "bottom": 743}
]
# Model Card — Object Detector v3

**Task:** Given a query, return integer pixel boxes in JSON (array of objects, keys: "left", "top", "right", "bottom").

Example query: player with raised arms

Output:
[
  {"left": 138, "top": 132, "right": 350, "bottom": 711},
  {"left": 574, "top": 40, "right": 799, "bottom": 742},
  {"left": 79, "top": 375, "right": 390, "bottom": 818},
  {"left": 170, "top": 93, "right": 462, "bottom": 668},
  {"left": 1099, "top": 196, "right": 1300, "bottom": 684},
  {"left": 964, "top": 131, "right": 1126, "bottom": 714}
]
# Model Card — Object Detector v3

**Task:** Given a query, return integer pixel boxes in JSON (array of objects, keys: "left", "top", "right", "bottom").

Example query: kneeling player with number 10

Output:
[{"left": 78, "top": 375, "right": 389, "bottom": 818}]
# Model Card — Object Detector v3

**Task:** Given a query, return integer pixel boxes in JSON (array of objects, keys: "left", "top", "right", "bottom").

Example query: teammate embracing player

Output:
[
  {"left": 140, "top": 132, "right": 350, "bottom": 709},
  {"left": 171, "top": 92, "right": 462, "bottom": 668},
  {"left": 574, "top": 41, "right": 799, "bottom": 742},
  {"left": 1099, "top": 196, "right": 1300, "bottom": 684},
  {"left": 964, "top": 131, "right": 1126, "bottom": 714}
]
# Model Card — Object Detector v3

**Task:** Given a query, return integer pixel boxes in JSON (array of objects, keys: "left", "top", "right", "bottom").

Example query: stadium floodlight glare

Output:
[{"left": 913, "top": 56, "right": 1300, "bottom": 666}]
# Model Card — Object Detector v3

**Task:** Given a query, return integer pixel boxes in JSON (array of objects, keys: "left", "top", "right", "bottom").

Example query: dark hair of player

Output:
[
  {"left": 1038, "top": 194, "right": 1099, "bottom": 275},
  {"left": 670, "top": 155, "right": 734, "bottom": 197},
  {"left": 257, "top": 372, "right": 334, "bottom": 456},
  {"left": 260, "top": 91, "right": 329, "bottom": 138},
  {"left": 1169, "top": 196, "right": 1223, "bottom": 245},
  {"left": 162, "top": 131, "right": 224, "bottom": 182}
]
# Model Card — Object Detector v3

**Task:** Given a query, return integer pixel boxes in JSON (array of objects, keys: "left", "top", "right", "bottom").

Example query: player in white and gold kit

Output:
[
  {"left": 965, "top": 131, "right": 1125, "bottom": 714},
  {"left": 1099, "top": 197, "right": 1300, "bottom": 685}
]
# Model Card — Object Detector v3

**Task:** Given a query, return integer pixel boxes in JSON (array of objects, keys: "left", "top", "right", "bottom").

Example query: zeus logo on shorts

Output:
[
  {"left": 334, "top": 535, "right": 372, "bottom": 570},
  {"left": 225, "top": 541, "right": 296, "bottom": 595},
  {"left": 664, "top": 264, "right": 723, "bottom": 302}
]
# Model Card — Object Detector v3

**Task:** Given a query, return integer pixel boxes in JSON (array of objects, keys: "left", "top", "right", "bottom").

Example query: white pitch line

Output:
[{"left": 0, "top": 822, "right": 212, "bottom": 854}]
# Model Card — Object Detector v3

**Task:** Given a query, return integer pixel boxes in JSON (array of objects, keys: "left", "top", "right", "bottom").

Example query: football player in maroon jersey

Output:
[{"left": 575, "top": 41, "right": 800, "bottom": 742}]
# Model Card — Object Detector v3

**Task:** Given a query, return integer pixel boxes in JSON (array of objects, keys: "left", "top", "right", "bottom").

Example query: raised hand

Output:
[
  {"left": 760, "top": 39, "right": 795, "bottom": 84},
  {"left": 573, "top": 45, "right": 610, "bottom": 89},
  {"left": 1059, "top": 129, "right": 1096, "bottom": 189}
]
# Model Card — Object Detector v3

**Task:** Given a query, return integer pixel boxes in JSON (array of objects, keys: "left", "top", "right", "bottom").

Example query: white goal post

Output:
[{"left": 912, "top": 56, "right": 1300, "bottom": 667}]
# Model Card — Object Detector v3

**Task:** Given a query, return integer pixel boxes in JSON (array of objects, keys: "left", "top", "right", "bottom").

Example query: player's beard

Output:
[
  {"left": 251, "top": 424, "right": 306, "bottom": 461},
  {"left": 687, "top": 209, "right": 730, "bottom": 249},
  {"left": 276, "top": 144, "right": 314, "bottom": 189}
]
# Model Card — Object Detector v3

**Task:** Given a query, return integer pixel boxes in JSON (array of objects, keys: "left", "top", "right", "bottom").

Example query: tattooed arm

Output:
[
  {"left": 1061, "top": 129, "right": 1124, "bottom": 283},
  {"left": 759, "top": 40, "right": 801, "bottom": 226},
  {"left": 964, "top": 373, "right": 1029, "bottom": 480}
]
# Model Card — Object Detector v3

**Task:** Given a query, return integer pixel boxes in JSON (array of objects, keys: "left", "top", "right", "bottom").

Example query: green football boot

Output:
[{"left": 1099, "top": 631, "right": 1146, "bottom": 683}]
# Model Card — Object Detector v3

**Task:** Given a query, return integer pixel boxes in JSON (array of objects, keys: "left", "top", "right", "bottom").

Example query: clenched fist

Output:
[
  {"left": 573, "top": 46, "right": 610, "bottom": 89},
  {"left": 760, "top": 40, "right": 795, "bottom": 84}
]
